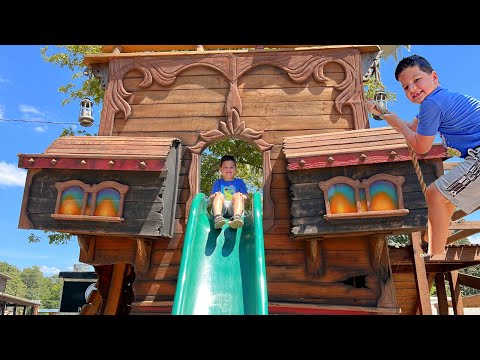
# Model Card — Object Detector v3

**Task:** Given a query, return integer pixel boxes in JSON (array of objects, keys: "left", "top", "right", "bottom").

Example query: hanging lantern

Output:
[
  {"left": 78, "top": 97, "right": 94, "bottom": 127},
  {"left": 374, "top": 88, "right": 388, "bottom": 112},
  {"left": 371, "top": 88, "right": 389, "bottom": 120}
]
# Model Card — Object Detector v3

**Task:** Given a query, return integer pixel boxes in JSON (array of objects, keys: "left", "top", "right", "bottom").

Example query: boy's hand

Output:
[{"left": 365, "top": 99, "right": 384, "bottom": 118}]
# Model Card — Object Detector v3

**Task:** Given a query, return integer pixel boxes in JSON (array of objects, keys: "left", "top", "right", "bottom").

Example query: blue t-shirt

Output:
[
  {"left": 416, "top": 86, "right": 480, "bottom": 158},
  {"left": 210, "top": 178, "right": 248, "bottom": 201}
]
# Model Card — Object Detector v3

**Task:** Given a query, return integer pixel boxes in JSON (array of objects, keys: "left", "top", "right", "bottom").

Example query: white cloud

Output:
[
  {"left": 469, "top": 233, "right": 480, "bottom": 244},
  {"left": 34, "top": 125, "right": 47, "bottom": 133},
  {"left": 0, "top": 76, "right": 9, "bottom": 84},
  {"left": 0, "top": 161, "right": 27, "bottom": 187},
  {"left": 0, "top": 104, "right": 4, "bottom": 118},
  {"left": 39, "top": 265, "right": 61, "bottom": 276},
  {"left": 19, "top": 104, "right": 43, "bottom": 116}
]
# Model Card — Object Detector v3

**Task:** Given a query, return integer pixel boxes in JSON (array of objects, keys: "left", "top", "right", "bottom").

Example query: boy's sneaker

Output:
[
  {"left": 214, "top": 215, "right": 226, "bottom": 229},
  {"left": 420, "top": 253, "right": 432, "bottom": 261},
  {"left": 228, "top": 214, "right": 244, "bottom": 229}
]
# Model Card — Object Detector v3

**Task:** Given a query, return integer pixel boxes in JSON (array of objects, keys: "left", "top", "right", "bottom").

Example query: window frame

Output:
[
  {"left": 318, "top": 174, "right": 408, "bottom": 220},
  {"left": 51, "top": 180, "right": 129, "bottom": 222}
]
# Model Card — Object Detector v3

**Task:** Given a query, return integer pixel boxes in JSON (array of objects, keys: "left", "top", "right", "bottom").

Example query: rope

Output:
[{"left": 407, "top": 145, "right": 427, "bottom": 197}]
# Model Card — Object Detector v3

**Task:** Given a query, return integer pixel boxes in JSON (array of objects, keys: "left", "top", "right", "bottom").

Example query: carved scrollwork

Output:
[
  {"left": 101, "top": 57, "right": 233, "bottom": 134},
  {"left": 235, "top": 51, "right": 366, "bottom": 130},
  {"left": 188, "top": 81, "right": 273, "bottom": 154}
]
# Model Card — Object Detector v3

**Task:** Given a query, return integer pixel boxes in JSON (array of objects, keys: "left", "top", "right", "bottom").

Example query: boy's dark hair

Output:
[
  {"left": 394, "top": 54, "right": 434, "bottom": 80},
  {"left": 220, "top": 155, "right": 236, "bottom": 166}
]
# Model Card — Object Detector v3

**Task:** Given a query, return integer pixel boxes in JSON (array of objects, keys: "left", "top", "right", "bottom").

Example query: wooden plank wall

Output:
[
  {"left": 288, "top": 160, "right": 437, "bottom": 236},
  {"left": 26, "top": 169, "right": 168, "bottom": 237},
  {"left": 114, "top": 64, "right": 353, "bottom": 141}
]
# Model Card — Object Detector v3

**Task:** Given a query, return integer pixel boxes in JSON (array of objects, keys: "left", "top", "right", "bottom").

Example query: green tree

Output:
[
  {"left": 20, "top": 266, "right": 44, "bottom": 300},
  {"left": 40, "top": 275, "right": 62, "bottom": 309},
  {"left": 0, "top": 262, "right": 27, "bottom": 297},
  {"left": 0, "top": 261, "right": 63, "bottom": 308}
]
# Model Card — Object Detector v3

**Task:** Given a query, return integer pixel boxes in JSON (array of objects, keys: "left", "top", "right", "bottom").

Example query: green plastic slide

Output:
[{"left": 172, "top": 192, "right": 268, "bottom": 315}]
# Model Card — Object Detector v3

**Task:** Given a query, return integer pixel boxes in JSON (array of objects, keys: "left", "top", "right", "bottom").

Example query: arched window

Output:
[
  {"left": 51, "top": 180, "right": 129, "bottom": 222},
  {"left": 319, "top": 174, "right": 408, "bottom": 220}
]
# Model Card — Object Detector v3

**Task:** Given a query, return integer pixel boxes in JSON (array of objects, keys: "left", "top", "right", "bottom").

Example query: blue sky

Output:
[{"left": 1, "top": 45, "right": 479, "bottom": 276}]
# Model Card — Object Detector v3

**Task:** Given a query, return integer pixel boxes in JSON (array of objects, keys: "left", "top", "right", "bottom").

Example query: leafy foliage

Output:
[
  {"left": 363, "top": 76, "right": 396, "bottom": 103},
  {"left": 41, "top": 45, "right": 103, "bottom": 105},
  {"left": 60, "top": 126, "right": 92, "bottom": 137},
  {"left": 28, "top": 231, "right": 75, "bottom": 245},
  {"left": 387, "top": 233, "right": 410, "bottom": 247}
]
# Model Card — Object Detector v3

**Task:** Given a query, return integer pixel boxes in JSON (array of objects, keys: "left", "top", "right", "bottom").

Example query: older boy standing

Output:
[{"left": 366, "top": 54, "right": 480, "bottom": 258}]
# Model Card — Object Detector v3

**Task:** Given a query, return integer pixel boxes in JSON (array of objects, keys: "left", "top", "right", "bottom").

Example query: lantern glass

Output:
[
  {"left": 373, "top": 90, "right": 388, "bottom": 113},
  {"left": 78, "top": 98, "right": 94, "bottom": 127}
]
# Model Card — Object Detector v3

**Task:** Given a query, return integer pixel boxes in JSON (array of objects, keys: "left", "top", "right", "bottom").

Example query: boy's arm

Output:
[
  {"left": 382, "top": 113, "right": 435, "bottom": 154},
  {"left": 210, "top": 181, "right": 220, "bottom": 200},
  {"left": 406, "top": 117, "right": 419, "bottom": 131},
  {"left": 238, "top": 179, "right": 248, "bottom": 201}
]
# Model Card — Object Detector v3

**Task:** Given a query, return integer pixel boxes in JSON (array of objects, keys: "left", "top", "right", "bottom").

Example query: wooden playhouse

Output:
[{"left": 17, "top": 45, "right": 480, "bottom": 315}]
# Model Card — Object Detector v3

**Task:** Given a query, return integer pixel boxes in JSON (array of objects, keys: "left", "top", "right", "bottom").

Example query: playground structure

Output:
[
  {"left": 17, "top": 45, "right": 480, "bottom": 315},
  {"left": 0, "top": 272, "right": 40, "bottom": 315}
]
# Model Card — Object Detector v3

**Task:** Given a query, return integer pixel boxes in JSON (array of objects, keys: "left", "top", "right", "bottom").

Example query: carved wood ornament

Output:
[{"left": 97, "top": 49, "right": 368, "bottom": 231}]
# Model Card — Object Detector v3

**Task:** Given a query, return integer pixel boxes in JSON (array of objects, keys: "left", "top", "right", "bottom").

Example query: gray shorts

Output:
[{"left": 435, "top": 147, "right": 480, "bottom": 214}]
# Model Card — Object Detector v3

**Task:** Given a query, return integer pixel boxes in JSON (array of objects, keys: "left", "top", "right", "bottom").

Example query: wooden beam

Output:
[
  {"left": 368, "top": 235, "right": 397, "bottom": 310},
  {"left": 449, "top": 221, "right": 480, "bottom": 230},
  {"left": 411, "top": 232, "right": 432, "bottom": 315},
  {"left": 390, "top": 245, "right": 480, "bottom": 265},
  {"left": 268, "top": 302, "right": 400, "bottom": 315},
  {"left": 434, "top": 273, "right": 449, "bottom": 315},
  {"left": 446, "top": 271, "right": 464, "bottom": 315},
  {"left": 81, "top": 290, "right": 101, "bottom": 315},
  {"left": 305, "top": 239, "right": 323, "bottom": 276},
  {"left": 462, "top": 294, "right": 480, "bottom": 307},
  {"left": 134, "top": 238, "right": 152, "bottom": 275},
  {"left": 447, "top": 229, "right": 480, "bottom": 244},
  {"left": 458, "top": 273, "right": 480, "bottom": 290},
  {"left": 452, "top": 206, "right": 480, "bottom": 221},
  {"left": 103, "top": 263, "right": 126, "bottom": 315},
  {"left": 78, "top": 235, "right": 95, "bottom": 263}
]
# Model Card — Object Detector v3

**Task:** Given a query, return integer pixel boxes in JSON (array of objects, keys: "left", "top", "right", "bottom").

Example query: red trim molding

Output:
[
  {"left": 18, "top": 156, "right": 166, "bottom": 172},
  {"left": 287, "top": 144, "right": 447, "bottom": 171}
]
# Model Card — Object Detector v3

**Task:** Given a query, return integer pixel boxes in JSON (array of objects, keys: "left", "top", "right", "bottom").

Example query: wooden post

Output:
[
  {"left": 305, "top": 238, "right": 323, "bottom": 276},
  {"left": 78, "top": 235, "right": 95, "bottom": 263},
  {"left": 104, "top": 263, "right": 127, "bottom": 315},
  {"left": 135, "top": 238, "right": 152, "bottom": 275},
  {"left": 81, "top": 291, "right": 102, "bottom": 315},
  {"left": 435, "top": 273, "right": 449, "bottom": 315},
  {"left": 411, "top": 231, "right": 432, "bottom": 315},
  {"left": 368, "top": 235, "right": 398, "bottom": 311},
  {"left": 446, "top": 271, "right": 464, "bottom": 315}
]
